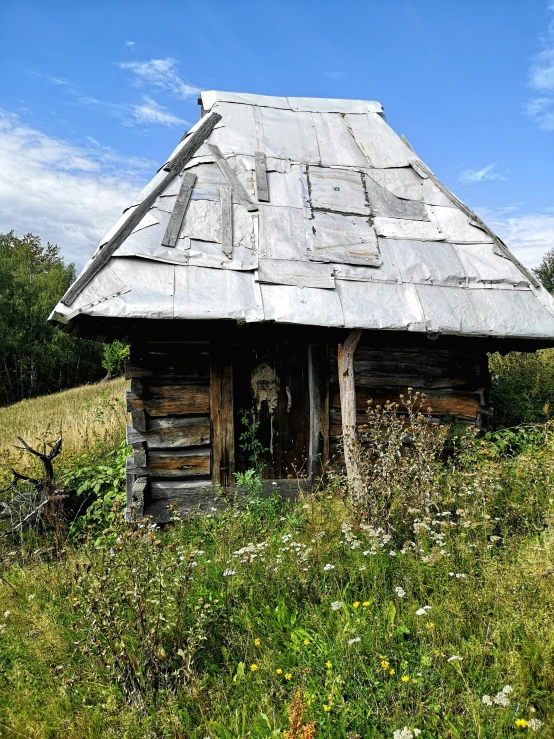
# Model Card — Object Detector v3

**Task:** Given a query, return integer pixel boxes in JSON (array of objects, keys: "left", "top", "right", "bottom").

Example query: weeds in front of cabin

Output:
[{"left": 2, "top": 399, "right": 554, "bottom": 736}]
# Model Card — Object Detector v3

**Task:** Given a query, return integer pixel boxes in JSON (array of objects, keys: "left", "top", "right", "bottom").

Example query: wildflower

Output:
[
  {"left": 250, "top": 664, "right": 259, "bottom": 672},
  {"left": 323, "top": 563, "right": 335, "bottom": 571},
  {"left": 415, "top": 606, "right": 431, "bottom": 616},
  {"left": 447, "top": 655, "right": 463, "bottom": 662},
  {"left": 362, "top": 601, "right": 371, "bottom": 607},
  {"left": 353, "top": 601, "right": 360, "bottom": 609},
  {"left": 276, "top": 668, "right": 283, "bottom": 674},
  {"left": 3, "top": 611, "right": 10, "bottom": 618},
  {"left": 254, "top": 638, "right": 261, "bottom": 646},
  {"left": 393, "top": 728, "right": 421, "bottom": 739},
  {"left": 222, "top": 569, "right": 236, "bottom": 577},
  {"left": 482, "top": 695, "right": 493, "bottom": 706},
  {"left": 395, "top": 587, "right": 406, "bottom": 598},
  {"left": 528, "top": 718, "right": 543, "bottom": 732},
  {"left": 380, "top": 660, "right": 390, "bottom": 669},
  {"left": 426, "top": 622, "right": 435, "bottom": 630},
  {"left": 323, "top": 705, "right": 331, "bottom": 712},
  {"left": 502, "top": 685, "right": 513, "bottom": 694},
  {"left": 401, "top": 675, "right": 410, "bottom": 683},
  {"left": 326, "top": 660, "right": 333, "bottom": 669},
  {"left": 285, "top": 673, "right": 292, "bottom": 680},
  {"left": 389, "top": 669, "right": 395, "bottom": 675},
  {"left": 515, "top": 719, "right": 528, "bottom": 728},
  {"left": 27, "top": 594, "right": 36, "bottom": 601},
  {"left": 303, "top": 639, "right": 310, "bottom": 646},
  {"left": 348, "top": 637, "right": 361, "bottom": 645},
  {"left": 330, "top": 601, "right": 343, "bottom": 611},
  {"left": 493, "top": 690, "right": 511, "bottom": 707}
]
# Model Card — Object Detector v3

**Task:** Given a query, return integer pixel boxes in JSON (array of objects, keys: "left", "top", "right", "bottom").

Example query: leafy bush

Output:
[
  {"left": 489, "top": 350, "right": 554, "bottom": 428},
  {"left": 101, "top": 340, "right": 130, "bottom": 378}
]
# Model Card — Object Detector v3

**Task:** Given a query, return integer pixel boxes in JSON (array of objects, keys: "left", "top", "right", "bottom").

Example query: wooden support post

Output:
[
  {"left": 337, "top": 329, "right": 363, "bottom": 494},
  {"left": 125, "top": 475, "right": 148, "bottom": 522},
  {"left": 308, "top": 343, "right": 329, "bottom": 480},
  {"left": 210, "top": 343, "right": 234, "bottom": 488}
]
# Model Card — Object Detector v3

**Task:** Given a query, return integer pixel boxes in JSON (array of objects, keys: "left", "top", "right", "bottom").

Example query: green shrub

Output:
[
  {"left": 489, "top": 349, "right": 554, "bottom": 428},
  {"left": 101, "top": 340, "right": 130, "bottom": 378}
]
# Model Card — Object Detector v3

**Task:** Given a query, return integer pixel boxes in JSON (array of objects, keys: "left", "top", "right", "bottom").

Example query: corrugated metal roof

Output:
[{"left": 50, "top": 91, "right": 554, "bottom": 341}]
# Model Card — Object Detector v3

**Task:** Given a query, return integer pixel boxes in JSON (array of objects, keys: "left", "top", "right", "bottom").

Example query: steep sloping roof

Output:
[{"left": 50, "top": 91, "right": 554, "bottom": 340}]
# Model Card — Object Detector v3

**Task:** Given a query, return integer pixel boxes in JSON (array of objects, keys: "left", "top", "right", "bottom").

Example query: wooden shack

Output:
[{"left": 49, "top": 91, "right": 554, "bottom": 520}]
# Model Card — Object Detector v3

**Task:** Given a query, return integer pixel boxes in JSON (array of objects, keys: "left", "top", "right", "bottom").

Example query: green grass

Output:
[{"left": 1, "top": 428, "right": 554, "bottom": 738}]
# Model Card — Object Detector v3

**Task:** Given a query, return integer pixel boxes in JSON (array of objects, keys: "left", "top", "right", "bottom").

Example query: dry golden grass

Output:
[{"left": 0, "top": 377, "right": 127, "bottom": 479}]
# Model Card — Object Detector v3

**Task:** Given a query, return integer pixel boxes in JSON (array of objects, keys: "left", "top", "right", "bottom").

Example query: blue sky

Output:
[{"left": 1, "top": 0, "right": 553, "bottom": 269}]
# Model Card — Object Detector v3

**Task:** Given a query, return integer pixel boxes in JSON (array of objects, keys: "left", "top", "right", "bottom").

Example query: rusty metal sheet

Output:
[
  {"left": 308, "top": 167, "right": 368, "bottom": 214},
  {"left": 374, "top": 216, "right": 444, "bottom": 241},
  {"left": 337, "top": 280, "right": 424, "bottom": 330},
  {"left": 307, "top": 211, "right": 380, "bottom": 266},
  {"left": 174, "top": 266, "right": 263, "bottom": 322},
  {"left": 257, "top": 259, "right": 335, "bottom": 289},
  {"left": 261, "top": 283, "right": 344, "bottom": 326},
  {"left": 344, "top": 113, "right": 418, "bottom": 168},
  {"left": 427, "top": 205, "right": 494, "bottom": 244},
  {"left": 312, "top": 112, "right": 370, "bottom": 167}
]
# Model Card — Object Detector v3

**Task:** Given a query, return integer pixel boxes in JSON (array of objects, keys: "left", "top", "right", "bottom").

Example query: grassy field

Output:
[
  {"left": 0, "top": 384, "right": 553, "bottom": 738},
  {"left": 0, "top": 377, "right": 126, "bottom": 480}
]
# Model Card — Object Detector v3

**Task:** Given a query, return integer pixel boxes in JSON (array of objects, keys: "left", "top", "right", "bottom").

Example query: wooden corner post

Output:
[
  {"left": 210, "top": 342, "right": 234, "bottom": 488},
  {"left": 337, "top": 329, "right": 363, "bottom": 494}
]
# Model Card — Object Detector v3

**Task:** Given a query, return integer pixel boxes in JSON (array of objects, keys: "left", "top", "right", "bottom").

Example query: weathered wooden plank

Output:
[
  {"left": 208, "top": 143, "right": 258, "bottom": 212},
  {"left": 337, "top": 329, "right": 363, "bottom": 492},
  {"left": 220, "top": 186, "right": 233, "bottom": 259},
  {"left": 132, "top": 440, "right": 148, "bottom": 468},
  {"left": 210, "top": 343, "right": 234, "bottom": 487},
  {"left": 126, "top": 417, "right": 210, "bottom": 449},
  {"left": 161, "top": 171, "right": 196, "bottom": 247},
  {"left": 126, "top": 386, "right": 210, "bottom": 416},
  {"left": 254, "top": 151, "right": 270, "bottom": 202},
  {"left": 61, "top": 111, "right": 222, "bottom": 306},
  {"left": 131, "top": 409, "right": 147, "bottom": 433},
  {"left": 125, "top": 475, "right": 148, "bottom": 521},
  {"left": 147, "top": 449, "right": 211, "bottom": 478},
  {"left": 329, "top": 388, "right": 481, "bottom": 421},
  {"left": 308, "top": 343, "right": 329, "bottom": 479}
]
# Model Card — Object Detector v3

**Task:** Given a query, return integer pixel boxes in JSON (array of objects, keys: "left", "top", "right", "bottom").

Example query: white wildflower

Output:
[
  {"left": 348, "top": 637, "right": 361, "bottom": 645},
  {"left": 389, "top": 551, "right": 397, "bottom": 557},
  {"left": 395, "top": 586, "right": 406, "bottom": 598},
  {"left": 501, "top": 685, "right": 513, "bottom": 694},
  {"left": 447, "top": 655, "right": 463, "bottom": 662},
  {"left": 393, "top": 727, "right": 421, "bottom": 739},
  {"left": 481, "top": 695, "right": 493, "bottom": 706},
  {"left": 222, "top": 569, "right": 236, "bottom": 577},
  {"left": 528, "top": 718, "right": 543, "bottom": 732},
  {"left": 415, "top": 606, "right": 431, "bottom": 616},
  {"left": 323, "top": 563, "right": 335, "bottom": 571},
  {"left": 281, "top": 534, "right": 292, "bottom": 542},
  {"left": 3, "top": 611, "right": 10, "bottom": 618},
  {"left": 27, "top": 594, "right": 36, "bottom": 601},
  {"left": 363, "top": 551, "right": 370, "bottom": 556},
  {"left": 493, "top": 690, "right": 510, "bottom": 707},
  {"left": 330, "top": 600, "right": 343, "bottom": 611}
]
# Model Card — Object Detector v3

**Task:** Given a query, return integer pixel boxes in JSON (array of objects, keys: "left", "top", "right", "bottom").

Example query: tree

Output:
[
  {"left": 0, "top": 232, "right": 103, "bottom": 406},
  {"left": 533, "top": 246, "right": 554, "bottom": 294}
]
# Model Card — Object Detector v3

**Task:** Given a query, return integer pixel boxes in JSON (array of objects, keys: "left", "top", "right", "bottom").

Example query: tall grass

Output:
[{"left": 0, "top": 377, "right": 126, "bottom": 480}]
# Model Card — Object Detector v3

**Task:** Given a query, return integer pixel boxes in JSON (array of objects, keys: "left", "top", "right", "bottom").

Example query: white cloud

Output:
[
  {"left": 118, "top": 58, "right": 200, "bottom": 98},
  {"left": 130, "top": 97, "right": 187, "bottom": 127},
  {"left": 0, "top": 111, "right": 152, "bottom": 269},
  {"left": 125, "top": 40, "right": 135, "bottom": 47},
  {"left": 526, "top": 4, "right": 554, "bottom": 129},
  {"left": 476, "top": 205, "right": 554, "bottom": 268},
  {"left": 459, "top": 163, "right": 508, "bottom": 185}
]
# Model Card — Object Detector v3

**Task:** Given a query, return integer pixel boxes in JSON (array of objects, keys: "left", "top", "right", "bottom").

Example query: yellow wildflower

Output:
[
  {"left": 380, "top": 660, "right": 390, "bottom": 670},
  {"left": 515, "top": 719, "right": 528, "bottom": 728},
  {"left": 285, "top": 673, "right": 292, "bottom": 680},
  {"left": 254, "top": 638, "right": 261, "bottom": 646},
  {"left": 326, "top": 660, "right": 333, "bottom": 669},
  {"left": 303, "top": 639, "right": 310, "bottom": 646},
  {"left": 389, "top": 668, "right": 395, "bottom": 675},
  {"left": 353, "top": 601, "right": 360, "bottom": 609},
  {"left": 401, "top": 676, "right": 410, "bottom": 683},
  {"left": 276, "top": 668, "right": 283, "bottom": 674},
  {"left": 323, "top": 705, "right": 331, "bottom": 712},
  {"left": 250, "top": 664, "right": 258, "bottom": 672},
  {"left": 426, "top": 622, "right": 435, "bottom": 630},
  {"left": 362, "top": 601, "right": 371, "bottom": 607}
]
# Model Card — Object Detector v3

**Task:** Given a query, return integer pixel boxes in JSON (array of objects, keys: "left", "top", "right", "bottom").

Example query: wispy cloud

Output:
[
  {"left": 459, "top": 163, "right": 508, "bottom": 185},
  {"left": 130, "top": 97, "right": 187, "bottom": 126},
  {"left": 125, "top": 40, "right": 135, "bottom": 47},
  {"left": 476, "top": 205, "right": 554, "bottom": 268},
  {"left": 526, "top": 4, "right": 554, "bottom": 130},
  {"left": 118, "top": 58, "right": 200, "bottom": 98},
  {"left": 0, "top": 111, "right": 153, "bottom": 268}
]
